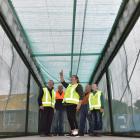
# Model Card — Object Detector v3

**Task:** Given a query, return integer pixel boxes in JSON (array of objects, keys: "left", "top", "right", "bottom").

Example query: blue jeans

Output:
[
  {"left": 53, "top": 109, "right": 65, "bottom": 134},
  {"left": 79, "top": 104, "right": 92, "bottom": 134},
  {"left": 91, "top": 110, "right": 102, "bottom": 131}
]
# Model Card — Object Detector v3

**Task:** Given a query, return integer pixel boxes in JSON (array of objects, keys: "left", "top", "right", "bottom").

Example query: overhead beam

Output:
[
  {"left": 47, "top": 81, "right": 89, "bottom": 84},
  {"left": 70, "top": 0, "right": 77, "bottom": 76},
  {"left": 89, "top": 0, "right": 140, "bottom": 84},
  {"left": 32, "top": 53, "right": 101, "bottom": 57},
  {"left": 26, "top": 28, "right": 109, "bottom": 32}
]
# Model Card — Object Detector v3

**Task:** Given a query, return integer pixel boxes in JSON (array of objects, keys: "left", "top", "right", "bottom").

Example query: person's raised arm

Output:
[
  {"left": 60, "top": 70, "right": 64, "bottom": 82},
  {"left": 60, "top": 70, "right": 69, "bottom": 88}
]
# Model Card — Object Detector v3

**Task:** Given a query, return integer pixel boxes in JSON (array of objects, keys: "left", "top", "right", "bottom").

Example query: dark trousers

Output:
[
  {"left": 79, "top": 104, "right": 92, "bottom": 134},
  {"left": 39, "top": 107, "right": 54, "bottom": 135},
  {"left": 53, "top": 109, "right": 65, "bottom": 134},
  {"left": 66, "top": 104, "right": 78, "bottom": 130},
  {"left": 91, "top": 110, "right": 102, "bottom": 131}
]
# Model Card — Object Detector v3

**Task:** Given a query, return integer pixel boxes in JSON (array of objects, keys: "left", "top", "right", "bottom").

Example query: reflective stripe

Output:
[
  {"left": 70, "top": 87, "right": 75, "bottom": 98},
  {"left": 64, "top": 98, "right": 79, "bottom": 102},
  {"left": 42, "top": 102, "right": 55, "bottom": 105},
  {"left": 89, "top": 91, "right": 101, "bottom": 110},
  {"left": 89, "top": 94, "right": 92, "bottom": 109},
  {"left": 90, "top": 105, "right": 101, "bottom": 109},
  {"left": 44, "top": 88, "right": 48, "bottom": 102},
  {"left": 42, "top": 102, "right": 51, "bottom": 104}
]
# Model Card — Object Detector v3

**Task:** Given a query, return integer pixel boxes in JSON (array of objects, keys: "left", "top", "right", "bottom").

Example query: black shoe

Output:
[
  {"left": 53, "top": 133, "right": 57, "bottom": 136},
  {"left": 90, "top": 132, "right": 101, "bottom": 137},
  {"left": 66, "top": 133, "right": 72, "bottom": 136},
  {"left": 89, "top": 133, "right": 94, "bottom": 136},
  {"left": 66, "top": 133, "right": 79, "bottom": 137},
  {"left": 40, "top": 134, "right": 46, "bottom": 137},
  {"left": 59, "top": 134, "right": 64, "bottom": 136},
  {"left": 71, "top": 134, "right": 79, "bottom": 137},
  {"left": 79, "top": 133, "right": 84, "bottom": 136},
  {"left": 46, "top": 134, "right": 52, "bottom": 137},
  {"left": 94, "top": 133, "right": 101, "bottom": 137}
]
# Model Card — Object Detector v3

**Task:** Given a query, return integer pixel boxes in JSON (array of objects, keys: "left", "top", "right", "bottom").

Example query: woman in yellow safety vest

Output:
[{"left": 60, "top": 70, "right": 84, "bottom": 136}]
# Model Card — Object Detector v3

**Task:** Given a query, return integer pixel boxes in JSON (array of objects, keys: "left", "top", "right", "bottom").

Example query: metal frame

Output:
[
  {"left": 89, "top": 0, "right": 140, "bottom": 84},
  {"left": 70, "top": 0, "right": 77, "bottom": 76},
  {"left": 0, "top": 12, "right": 42, "bottom": 88},
  {"left": 106, "top": 70, "right": 114, "bottom": 133},
  {"left": 0, "top": 0, "right": 44, "bottom": 86},
  {"left": 0, "top": 1, "right": 42, "bottom": 136},
  {"left": 25, "top": 72, "right": 31, "bottom": 135},
  {"left": 32, "top": 52, "right": 101, "bottom": 57},
  {"left": 89, "top": 0, "right": 140, "bottom": 136},
  {"left": 89, "top": 0, "right": 129, "bottom": 84}
]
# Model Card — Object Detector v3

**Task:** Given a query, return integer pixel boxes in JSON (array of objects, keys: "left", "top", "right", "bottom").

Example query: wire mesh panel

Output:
[
  {"left": 0, "top": 25, "right": 28, "bottom": 132},
  {"left": 11, "top": 0, "right": 122, "bottom": 84},
  {"left": 98, "top": 74, "right": 111, "bottom": 132},
  {"left": 108, "top": 18, "right": 140, "bottom": 132},
  {"left": 28, "top": 75, "right": 40, "bottom": 132}
]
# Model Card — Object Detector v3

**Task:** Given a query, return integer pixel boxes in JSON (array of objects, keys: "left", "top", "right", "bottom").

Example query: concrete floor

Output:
[{"left": 1, "top": 136, "right": 139, "bottom": 140}]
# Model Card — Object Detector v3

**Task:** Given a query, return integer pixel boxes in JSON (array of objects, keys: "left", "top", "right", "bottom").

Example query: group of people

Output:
[{"left": 38, "top": 70, "right": 104, "bottom": 137}]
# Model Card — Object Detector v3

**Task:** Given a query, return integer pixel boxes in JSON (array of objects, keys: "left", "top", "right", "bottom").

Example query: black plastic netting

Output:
[
  {"left": 108, "top": 18, "right": 140, "bottom": 132},
  {"left": 0, "top": 25, "right": 39, "bottom": 133}
]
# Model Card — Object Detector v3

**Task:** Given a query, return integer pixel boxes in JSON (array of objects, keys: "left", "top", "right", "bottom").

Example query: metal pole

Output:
[
  {"left": 106, "top": 69, "right": 114, "bottom": 133},
  {"left": 25, "top": 71, "right": 31, "bottom": 135}
]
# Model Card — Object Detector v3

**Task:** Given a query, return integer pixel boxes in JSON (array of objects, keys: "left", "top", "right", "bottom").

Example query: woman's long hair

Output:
[{"left": 72, "top": 75, "right": 80, "bottom": 83}]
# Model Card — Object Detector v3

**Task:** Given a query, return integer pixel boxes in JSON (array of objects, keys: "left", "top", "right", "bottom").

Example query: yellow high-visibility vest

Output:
[
  {"left": 63, "top": 84, "right": 80, "bottom": 104},
  {"left": 89, "top": 90, "right": 102, "bottom": 110},
  {"left": 42, "top": 87, "right": 55, "bottom": 108}
]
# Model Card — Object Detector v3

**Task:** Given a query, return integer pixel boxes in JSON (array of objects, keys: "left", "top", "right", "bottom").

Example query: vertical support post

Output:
[
  {"left": 38, "top": 87, "right": 42, "bottom": 134},
  {"left": 106, "top": 69, "right": 114, "bottom": 134},
  {"left": 25, "top": 71, "right": 31, "bottom": 135}
]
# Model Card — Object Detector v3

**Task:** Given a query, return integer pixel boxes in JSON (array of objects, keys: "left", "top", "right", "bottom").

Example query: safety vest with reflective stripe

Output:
[
  {"left": 42, "top": 87, "right": 55, "bottom": 108},
  {"left": 55, "top": 91, "right": 64, "bottom": 99},
  {"left": 63, "top": 84, "right": 79, "bottom": 104},
  {"left": 89, "top": 90, "right": 102, "bottom": 110}
]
